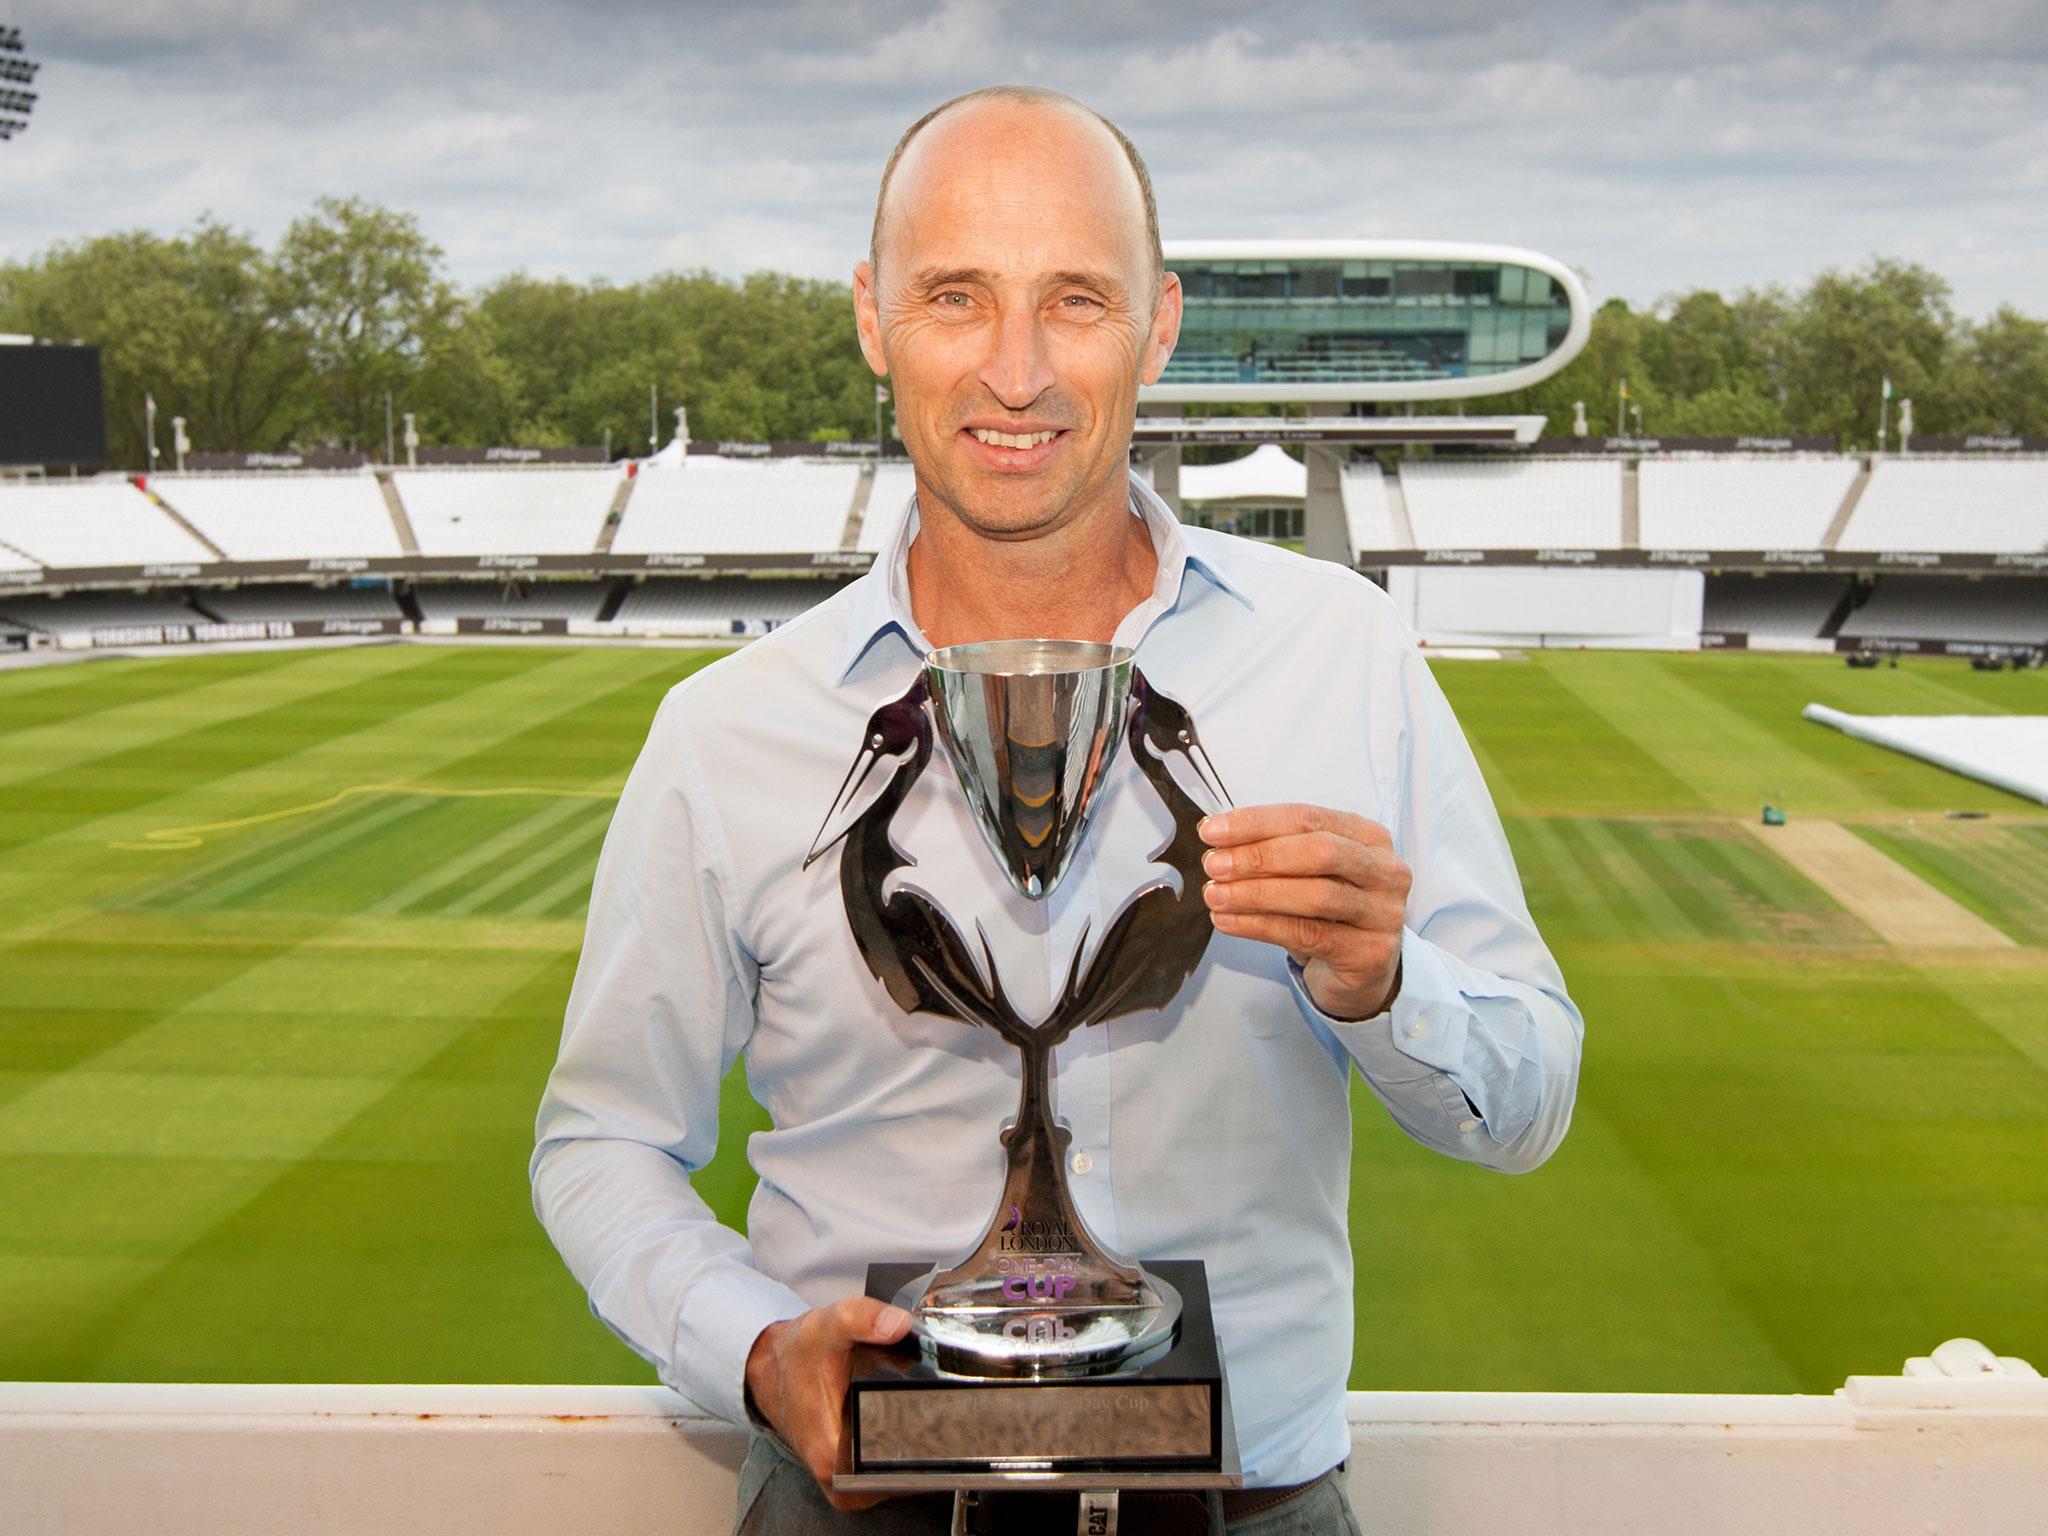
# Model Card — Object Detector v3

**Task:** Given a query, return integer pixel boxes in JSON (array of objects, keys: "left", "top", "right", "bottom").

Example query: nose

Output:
[{"left": 977, "top": 300, "right": 1056, "bottom": 410}]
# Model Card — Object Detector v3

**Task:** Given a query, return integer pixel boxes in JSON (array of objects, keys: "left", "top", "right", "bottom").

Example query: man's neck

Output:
[{"left": 905, "top": 477, "right": 1158, "bottom": 649}]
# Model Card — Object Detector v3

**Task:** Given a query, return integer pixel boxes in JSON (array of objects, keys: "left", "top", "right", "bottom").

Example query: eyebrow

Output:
[{"left": 905, "top": 266, "right": 1129, "bottom": 301}]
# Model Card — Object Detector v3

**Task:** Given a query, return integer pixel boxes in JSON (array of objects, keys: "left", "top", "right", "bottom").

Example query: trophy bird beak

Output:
[
  {"left": 1180, "top": 736, "right": 1233, "bottom": 817},
  {"left": 803, "top": 735, "right": 898, "bottom": 870}
]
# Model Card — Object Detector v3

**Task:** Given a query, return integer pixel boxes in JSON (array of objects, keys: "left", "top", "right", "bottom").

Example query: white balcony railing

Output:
[{"left": 3, "top": 1343, "right": 2043, "bottom": 1535}]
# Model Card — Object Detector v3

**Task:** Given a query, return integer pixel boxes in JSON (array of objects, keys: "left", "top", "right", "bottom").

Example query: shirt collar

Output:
[{"left": 833, "top": 466, "right": 1252, "bottom": 685}]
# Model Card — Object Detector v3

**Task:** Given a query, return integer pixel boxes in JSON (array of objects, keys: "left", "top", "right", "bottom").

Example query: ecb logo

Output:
[{"left": 1002, "top": 1315, "right": 1076, "bottom": 1345}]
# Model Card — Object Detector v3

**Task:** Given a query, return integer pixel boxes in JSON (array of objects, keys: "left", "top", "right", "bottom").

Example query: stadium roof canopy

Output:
[
  {"left": 1146, "top": 240, "right": 1590, "bottom": 405},
  {"left": 1178, "top": 443, "right": 1305, "bottom": 504}
]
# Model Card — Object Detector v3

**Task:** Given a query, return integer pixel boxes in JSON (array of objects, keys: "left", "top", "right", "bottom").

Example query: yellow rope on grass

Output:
[{"left": 111, "top": 783, "right": 619, "bottom": 852}]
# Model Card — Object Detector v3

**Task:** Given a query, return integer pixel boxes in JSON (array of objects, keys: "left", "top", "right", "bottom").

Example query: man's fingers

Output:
[
  {"left": 1202, "top": 829, "right": 1391, "bottom": 885},
  {"left": 826, "top": 1294, "right": 913, "bottom": 1345},
  {"left": 1210, "top": 908, "right": 1401, "bottom": 974},
  {"left": 1199, "top": 804, "right": 1389, "bottom": 851},
  {"left": 1204, "top": 874, "right": 1371, "bottom": 925}
]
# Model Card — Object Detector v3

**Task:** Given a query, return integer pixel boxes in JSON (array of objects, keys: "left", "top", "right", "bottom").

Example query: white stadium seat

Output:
[
  {"left": 1837, "top": 459, "right": 2048, "bottom": 553},
  {"left": 1837, "top": 576, "right": 2048, "bottom": 644},
  {"left": 1340, "top": 466, "right": 1406, "bottom": 553},
  {"left": 0, "top": 589, "right": 206, "bottom": 638},
  {"left": 1638, "top": 457, "right": 1859, "bottom": 549},
  {"left": 157, "top": 473, "right": 403, "bottom": 559},
  {"left": 410, "top": 582, "right": 611, "bottom": 621},
  {"left": 858, "top": 464, "right": 918, "bottom": 553},
  {"left": 0, "top": 478, "right": 216, "bottom": 568},
  {"left": 611, "top": 459, "right": 859, "bottom": 555},
  {"left": 201, "top": 585, "right": 406, "bottom": 622},
  {"left": 1701, "top": 573, "right": 1851, "bottom": 637},
  {"left": 394, "top": 468, "right": 621, "bottom": 556},
  {"left": 1399, "top": 459, "right": 1624, "bottom": 548},
  {"left": 612, "top": 577, "right": 851, "bottom": 626}
]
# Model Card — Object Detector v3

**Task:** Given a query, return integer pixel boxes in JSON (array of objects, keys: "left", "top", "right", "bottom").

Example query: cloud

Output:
[{"left": 0, "top": 0, "right": 2044, "bottom": 320}]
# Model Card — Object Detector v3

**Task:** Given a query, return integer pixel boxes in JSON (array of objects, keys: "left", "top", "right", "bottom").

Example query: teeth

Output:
[{"left": 970, "top": 428, "right": 1056, "bottom": 449}]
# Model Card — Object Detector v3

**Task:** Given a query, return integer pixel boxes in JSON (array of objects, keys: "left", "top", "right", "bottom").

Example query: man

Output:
[{"left": 532, "top": 86, "right": 1582, "bottom": 1533}]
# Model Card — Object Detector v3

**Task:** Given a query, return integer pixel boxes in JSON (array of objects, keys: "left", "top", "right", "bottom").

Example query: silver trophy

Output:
[{"left": 807, "top": 639, "right": 1238, "bottom": 1490}]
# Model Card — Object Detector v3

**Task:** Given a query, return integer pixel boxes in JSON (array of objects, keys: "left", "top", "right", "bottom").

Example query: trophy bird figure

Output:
[
  {"left": 803, "top": 676, "right": 1032, "bottom": 1044},
  {"left": 805, "top": 668, "right": 1228, "bottom": 1044},
  {"left": 1055, "top": 667, "right": 1232, "bottom": 1031}
]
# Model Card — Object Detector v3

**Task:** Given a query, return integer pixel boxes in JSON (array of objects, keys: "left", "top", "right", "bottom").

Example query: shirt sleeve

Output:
[
  {"left": 529, "top": 688, "right": 808, "bottom": 1424},
  {"left": 1288, "top": 632, "right": 1584, "bottom": 1175}
]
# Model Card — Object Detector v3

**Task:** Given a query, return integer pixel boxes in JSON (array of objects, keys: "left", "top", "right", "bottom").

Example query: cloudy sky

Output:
[{"left": 5, "top": 0, "right": 2046, "bottom": 318}]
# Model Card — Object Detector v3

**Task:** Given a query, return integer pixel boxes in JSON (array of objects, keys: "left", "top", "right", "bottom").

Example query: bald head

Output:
[{"left": 869, "top": 86, "right": 1162, "bottom": 300}]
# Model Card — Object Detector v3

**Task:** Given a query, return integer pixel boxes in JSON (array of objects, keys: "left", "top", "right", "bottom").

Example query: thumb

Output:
[{"left": 832, "top": 1294, "right": 914, "bottom": 1345}]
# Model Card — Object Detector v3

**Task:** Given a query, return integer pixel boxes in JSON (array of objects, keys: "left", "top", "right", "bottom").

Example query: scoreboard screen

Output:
[{"left": 0, "top": 344, "right": 108, "bottom": 468}]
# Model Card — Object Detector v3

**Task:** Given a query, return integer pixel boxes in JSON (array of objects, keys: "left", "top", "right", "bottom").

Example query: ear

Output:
[
  {"left": 853, "top": 260, "right": 889, "bottom": 378},
  {"left": 1139, "top": 269, "right": 1183, "bottom": 388}
]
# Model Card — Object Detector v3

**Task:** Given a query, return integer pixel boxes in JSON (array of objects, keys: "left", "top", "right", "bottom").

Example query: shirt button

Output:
[
  {"left": 1070, "top": 1152, "right": 1094, "bottom": 1175},
  {"left": 1458, "top": 1119, "right": 1478, "bottom": 1133},
  {"left": 1406, "top": 1022, "right": 1426, "bottom": 1039}
]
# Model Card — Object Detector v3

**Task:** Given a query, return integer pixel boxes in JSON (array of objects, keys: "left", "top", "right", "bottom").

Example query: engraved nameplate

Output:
[{"left": 857, "top": 1382, "right": 1214, "bottom": 1465}]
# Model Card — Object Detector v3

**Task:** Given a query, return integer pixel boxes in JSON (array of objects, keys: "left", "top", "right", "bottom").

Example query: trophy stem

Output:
[{"left": 897, "top": 1034, "right": 1180, "bottom": 1378}]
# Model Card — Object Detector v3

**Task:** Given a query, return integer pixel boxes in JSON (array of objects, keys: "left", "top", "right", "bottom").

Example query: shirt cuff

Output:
[
  {"left": 1288, "top": 927, "right": 1473, "bottom": 1083},
  {"left": 668, "top": 1268, "right": 813, "bottom": 1428}
]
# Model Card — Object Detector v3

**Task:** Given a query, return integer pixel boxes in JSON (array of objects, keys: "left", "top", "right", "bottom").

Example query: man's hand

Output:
[
  {"left": 1199, "top": 804, "right": 1411, "bottom": 1021},
  {"left": 744, "top": 1296, "right": 913, "bottom": 1512}
]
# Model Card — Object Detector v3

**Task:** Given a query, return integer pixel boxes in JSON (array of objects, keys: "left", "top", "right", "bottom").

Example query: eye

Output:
[
  {"left": 1060, "top": 294, "right": 1103, "bottom": 309},
  {"left": 934, "top": 291, "right": 973, "bottom": 307}
]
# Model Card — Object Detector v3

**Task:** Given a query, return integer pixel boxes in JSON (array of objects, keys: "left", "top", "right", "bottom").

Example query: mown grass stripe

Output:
[
  {"left": 1594, "top": 818, "right": 1712, "bottom": 943},
  {"left": 437, "top": 805, "right": 614, "bottom": 918},
  {"left": 1643, "top": 828, "right": 1753, "bottom": 943},
  {"left": 14, "top": 649, "right": 655, "bottom": 919},
  {"left": 0, "top": 646, "right": 444, "bottom": 793},
  {"left": 498, "top": 814, "right": 615, "bottom": 919},
  {"left": 1986, "top": 829, "right": 2048, "bottom": 910},
  {"left": 1549, "top": 817, "right": 1651, "bottom": 941},
  {"left": 369, "top": 796, "right": 600, "bottom": 916},
  {"left": 168, "top": 797, "right": 437, "bottom": 913},
  {"left": 1850, "top": 826, "right": 2046, "bottom": 947}
]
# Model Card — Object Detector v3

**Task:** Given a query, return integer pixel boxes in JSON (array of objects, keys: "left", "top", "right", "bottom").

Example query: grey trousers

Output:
[{"left": 732, "top": 1436, "right": 1364, "bottom": 1535}]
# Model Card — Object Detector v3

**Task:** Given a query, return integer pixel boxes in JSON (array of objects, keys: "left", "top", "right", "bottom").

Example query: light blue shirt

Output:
[{"left": 531, "top": 472, "right": 1583, "bottom": 1488}]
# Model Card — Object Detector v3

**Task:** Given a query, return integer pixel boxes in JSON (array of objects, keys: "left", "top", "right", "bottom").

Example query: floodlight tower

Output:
[{"left": 0, "top": 26, "right": 40, "bottom": 143}]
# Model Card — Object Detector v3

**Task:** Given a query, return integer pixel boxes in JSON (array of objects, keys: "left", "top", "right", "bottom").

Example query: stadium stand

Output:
[
  {"left": 1638, "top": 457, "right": 1861, "bottom": 550},
  {"left": 858, "top": 463, "right": 918, "bottom": 553},
  {"left": 156, "top": 473, "right": 404, "bottom": 560},
  {"left": 201, "top": 585, "right": 406, "bottom": 623},
  {"left": 0, "top": 589, "right": 206, "bottom": 638},
  {"left": 0, "top": 478, "right": 215, "bottom": 567},
  {"left": 1836, "top": 459, "right": 2048, "bottom": 553},
  {"left": 1837, "top": 576, "right": 2048, "bottom": 645},
  {"left": 1340, "top": 464, "right": 1407, "bottom": 553},
  {"left": 393, "top": 467, "right": 621, "bottom": 556},
  {"left": 611, "top": 459, "right": 861, "bottom": 555},
  {"left": 411, "top": 581, "right": 612, "bottom": 622},
  {"left": 1702, "top": 573, "right": 1853, "bottom": 638},
  {"left": 1399, "top": 459, "right": 1625, "bottom": 548},
  {"left": 611, "top": 576, "right": 853, "bottom": 628}
]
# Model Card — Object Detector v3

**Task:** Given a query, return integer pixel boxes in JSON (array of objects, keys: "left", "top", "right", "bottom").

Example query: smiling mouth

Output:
[{"left": 966, "top": 427, "right": 1061, "bottom": 448}]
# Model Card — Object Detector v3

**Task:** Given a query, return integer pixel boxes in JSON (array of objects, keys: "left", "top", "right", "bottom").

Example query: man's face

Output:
[{"left": 854, "top": 101, "right": 1181, "bottom": 541}]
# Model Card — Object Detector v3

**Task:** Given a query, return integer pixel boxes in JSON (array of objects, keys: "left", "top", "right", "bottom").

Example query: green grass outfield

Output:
[{"left": 2, "top": 643, "right": 2044, "bottom": 1393}]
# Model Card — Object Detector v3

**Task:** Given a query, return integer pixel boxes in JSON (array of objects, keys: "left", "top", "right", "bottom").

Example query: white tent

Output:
[{"left": 1177, "top": 443, "right": 1305, "bottom": 504}]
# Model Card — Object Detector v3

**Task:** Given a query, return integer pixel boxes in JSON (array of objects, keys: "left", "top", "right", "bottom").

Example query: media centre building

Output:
[{"left": 1138, "top": 241, "right": 1591, "bottom": 561}]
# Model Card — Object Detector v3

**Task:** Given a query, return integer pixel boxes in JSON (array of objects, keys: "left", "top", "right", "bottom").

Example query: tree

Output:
[
  {"left": 1935, "top": 306, "right": 2048, "bottom": 436},
  {"left": 0, "top": 219, "right": 310, "bottom": 469},
  {"left": 273, "top": 197, "right": 462, "bottom": 451},
  {"left": 1776, "top": 258, "right": 1955, "bottom": 447}
]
